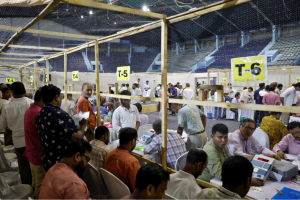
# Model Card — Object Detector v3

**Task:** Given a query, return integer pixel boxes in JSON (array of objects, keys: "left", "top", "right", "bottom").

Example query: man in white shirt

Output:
[
  {"left": 131, "top": 83, "right": 142, "bottom": 104},
  {"left": 280, "top": 82, "right": 300, "bottom": 124},
  {"left": 60, "top": 94, "right": 77, "bottom": 116},
  {"left": 183, "top": 83, "right": 193, "bottom": 100},
  {"left": 240, "top": 87, "right": 252, "bottom": 103},
  {"left": 112, "top": 90, "right": 140, "bottom": 132},
  {"left": 275, "top": 84, "right": 283, "bottom": 96},
  {"left": 230, "top": 92, "right": 241, "bottom": 121},
  {"left": 92, "top": 84, "right": 96, "bottom": 93},
  {"left": 119, "top": 83, "right": 127, "bottom": 93},
  {"left": 0, "top": 88, "right": 11, "bottom": 115},
  {"left": 166, "top": 149, "right": 208, "bottom": 199},
  {"left": 0, "top": 82, "right": 32, "bottom": 184},
  {"left": 155, "top": 84, "right": 161, "bottom": 97},
  {"left": 144, "top": 81, "right": 150, "bottom": 91},
  {"left": 135, "top": 78, "right": 140, "bottom": 85}
]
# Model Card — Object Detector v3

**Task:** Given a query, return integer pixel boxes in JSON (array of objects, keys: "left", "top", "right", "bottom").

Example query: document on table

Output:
[{"left": 72, "top": 111, "right": 90, "bottom": 130}]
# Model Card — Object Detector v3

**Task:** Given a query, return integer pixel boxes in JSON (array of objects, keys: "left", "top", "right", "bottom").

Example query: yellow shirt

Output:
[{"left": 260, "top": 115, "right": 289, "bottom": 149}]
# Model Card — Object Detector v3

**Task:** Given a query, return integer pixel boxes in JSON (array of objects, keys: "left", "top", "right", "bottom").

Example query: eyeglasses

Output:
[
  {"left": 243, "top": 126, "right": 256, "bottom": 132},
  {"left": 81, "top": 155, "right": 90, "bottom": 162}
]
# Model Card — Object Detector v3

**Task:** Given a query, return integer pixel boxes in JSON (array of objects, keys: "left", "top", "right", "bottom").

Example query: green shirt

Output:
[
  {"left": 107, "top": 110, "right": 114, "bottom": 119},
  {"left": 198, "top": 140, "right": 231, "bottom": 182}
]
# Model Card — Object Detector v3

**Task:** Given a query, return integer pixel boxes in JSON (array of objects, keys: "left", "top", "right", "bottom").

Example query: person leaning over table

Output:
[
  {"left": 273, "top": 121, "right": 300, "bottom": 158},
  {"left": 198, "top": 123, "right": 264, "bottom": 186},
  {"left": 228, "top": 118, "right": 281, "bottom": 161}
]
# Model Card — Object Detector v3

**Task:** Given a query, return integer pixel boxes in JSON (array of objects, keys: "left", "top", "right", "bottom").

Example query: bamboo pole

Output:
[
  {"left": 64, "top": 52, "right": 68, "bottom": 112},
  {"left": 24, "top": 67, "right": 27, "bottom": 90},
  {"left": 95, "top": 40, "right": 101, "bottom": 126},
  {"left": 161, "top": 19, "right": 168, "bottom": 170},
  {"left": 217, "top": 72, "right": 219, "bottom": 85},
  {"left": 34, "top": 61, "right": 37, "bottom": 91},
  {"left": 289, "top": 69, "right": 291, "bottom": 86},
  {"left": 19, "top": 68, "right": 22, "bottom": 83},
  {"left": 46, "top": 57, "right": 50, "bottom": 85},
  {"left": 224, "top": 71, "right": 227, "bottom": 92},
  {"left": 207, "top": 71, "right": 210, "bottom": 85}
]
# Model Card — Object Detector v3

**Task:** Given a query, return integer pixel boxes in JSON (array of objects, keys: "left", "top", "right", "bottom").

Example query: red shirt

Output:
[
  {"left": 24, "top": 103, "right": 42, "bottom": 165},
  {"left": 77, "top": 96, "right": 96, "bottom": 129}
]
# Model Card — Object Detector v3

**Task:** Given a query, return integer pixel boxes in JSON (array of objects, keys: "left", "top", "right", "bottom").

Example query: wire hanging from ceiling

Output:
[{"left": 174, "top": 0, "right": 194, "bottom": 9}]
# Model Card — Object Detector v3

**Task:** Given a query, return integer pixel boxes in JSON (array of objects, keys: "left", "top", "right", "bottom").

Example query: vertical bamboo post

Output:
[
  {"left": 217, "top": 72, "right": 219, "bottom": 85},
  {"left": 224, "top": 71, "right": 227, "bottom": 92},
  {"left": 161, "top": 19, "right": 168, "bottom": 170},
  {"left": 64, "top": 52, "right": 68, "bottom": 112},
  {"left": 19, "top": 68, "right": 22, "bottom": 82},
  {"left": 34, "top": 61, "right": 37, "bottom": 91},
  {"left": 46, "top": 57, "right": 50, "bottom": 85},
  {"left": 95, "top": 40, "right": 101, "bottom": 126},
  {"left": 24, "top": 67, "right": 27, "bottom": 90},
  {"left": 289, "top": 69, "right": 291, "bottom": 86},
  {"left": 207, "top": 70, "right": 210, "bottom": 85}
]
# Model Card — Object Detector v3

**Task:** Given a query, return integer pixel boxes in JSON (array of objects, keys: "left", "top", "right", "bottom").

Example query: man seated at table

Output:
[
  {"left": 166, "top": 149, "right": 208, "bottom": 199},
  {"left": 273, "top": 121, "right": 300, "bottom": 158},
  {"left": 39, "top": 139, "right": 92, "bottom": 199},
  {"left": 134, "top": 103, "right": 149, "bottom": 126},
  {"left": 89, "top": 126, "right": 111, "bottom": 172},
  {"left": 144, "top": 120, "right": 186, "bottom": 169},
  {"left": 198, "top": 123, "right": 264, "bottom": 186},
  {"left": 228, "top": 118, "right": 281, "bottom": 161},
  {"left": 121, "top": 163, "right": 169, "bottom": 199},
  {"left": 197, "top": 156, "right": 253, "bottom": 199},
  {"left": 230, "top": 92, "right": 240, "bottom": 121},
  {"left": 107, "top": 101, "right": 120, "bottom": 122},
  {"left": 105, "top": 127, "right": 141, "bottom": 192},
  {"left": 260, "top": 112, "right": 289, "bottom": 149},
  {"left": 112, "top": 90, "right": 140, "bottom": 132},
  {"left": 224, "top": 93, "right": 231, "bottom": 103}
]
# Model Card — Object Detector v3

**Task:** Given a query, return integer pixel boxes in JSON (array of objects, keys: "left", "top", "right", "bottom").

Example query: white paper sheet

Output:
[{"left": 72, "top": 111, "right": 90, "bottom": 130}]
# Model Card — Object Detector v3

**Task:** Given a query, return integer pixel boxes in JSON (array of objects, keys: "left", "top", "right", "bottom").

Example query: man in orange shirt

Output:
[
  {"left": 77, "top": 83, "right": 96, "bottom": 129},
  {"left": 104, "top": 127, "right": 141, "bottom": 192}
]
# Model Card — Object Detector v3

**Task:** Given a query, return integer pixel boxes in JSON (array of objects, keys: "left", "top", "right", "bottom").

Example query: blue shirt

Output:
[
  {"left": 169, "top": 88, "right": 177, "bottom": 98},
  {"left": 94, "top": 106, "right": 108, "bottom": 115},
  {"left": 224, "top": 96, "right": 232, "bottom": 103},
  {"left": 35, "top": 104, "right": 79, "bottom": 171},
  {"left": 254, "top": 88, "right": 263, "bottom": 104}
]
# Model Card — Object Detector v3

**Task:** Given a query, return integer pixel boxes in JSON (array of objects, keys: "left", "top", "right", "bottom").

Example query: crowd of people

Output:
[{"left": 0, "top": 80, "right": 300, "bottom": 200}]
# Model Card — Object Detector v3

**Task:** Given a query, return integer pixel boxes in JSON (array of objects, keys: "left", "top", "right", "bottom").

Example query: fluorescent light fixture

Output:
[
  {"left": 89, "top": 10, "right": 93, "bottom": 15},
  {"left": 142, "top": 5, "right": 149, "bottom": 12},
  {"left": 81, "top": 15, "right": 84, "bottom": 18}
]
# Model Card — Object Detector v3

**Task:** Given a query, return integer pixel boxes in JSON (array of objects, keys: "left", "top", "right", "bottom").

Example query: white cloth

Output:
[
  {"left": 259, "top": 90, "right": 268, "bottom": 97},
  {"left": 143, "top": 89, "right": 151, "bottom": 97},
  {"left": 131, "top": 88, "right": 142, "bottom": 104},
  {"left": 112, "top": 105, "right": 140, "bottom": 132},
  {"left": 166, "top": 170, "right": 202, "bottom": 200},
  {"left": 119, "top": 87, "right": 127, "bottom": 93},
  {"left": 0, "top": 97, "right": 32, "bottom": 148},
  {"left": 293, "top": 91, "right": 300, "bottom": 104},
  {"left": 240, "top": 89, "right": 250, "bottom": 102},
  {"left": 280, "top": 86, "right": 296, "bottom": 106},
  {"left": 155, "top": 86, "right": 160, "bottom": 96},
  {"left": 60, "top": 99, "right": 75, "bottom": 115},
  {"left": 179, "top": 89, "right": 183, "bottom": 96},
  {"left": 183, "top": 88, "right": 193, "bottom": 100},
  {"left": 0, "top": 99, "right": 9, "bottom": 114}
]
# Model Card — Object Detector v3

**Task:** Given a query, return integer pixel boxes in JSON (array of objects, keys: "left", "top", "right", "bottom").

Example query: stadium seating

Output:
[{"left": 49, "top": 52, "right": 88, "bottom": 72}]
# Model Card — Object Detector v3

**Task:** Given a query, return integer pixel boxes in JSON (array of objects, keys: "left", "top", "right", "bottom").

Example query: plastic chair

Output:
[
  {"left": 137, "top": 124, "right": 153, "bottom": 138},
  {"left": 252, "top": 128, "right": 270, "bottom": 149},
  {"left": 0, "top": 172, "right": 19, "bottom": 186},
  {"left": 175, "top": 151, "right": 188, "bottom": 171},
  {"left": 0, "top": 178, "right": 33, "bottom": 199},
  {"left": 82, "top": 163, "right": 109, "bottom": 199},
  {"left": 100, "top": 168, "right": 130, "bottom": 199},
  {"left": 163, "top": 193, "right": 177, "bottom": 199}
]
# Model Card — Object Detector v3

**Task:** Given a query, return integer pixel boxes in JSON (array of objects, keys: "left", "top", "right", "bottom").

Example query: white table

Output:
[
  {"left": 238, "top": 109, "right": 255, "bottom": 122},
  {"left": 289, "top": 116, "right": 300, "bottom": 123}
]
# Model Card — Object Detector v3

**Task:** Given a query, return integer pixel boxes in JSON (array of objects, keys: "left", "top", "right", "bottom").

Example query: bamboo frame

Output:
[
  {"left": 34, "top": 61, "right": 37, "bottom": 91},
  {"left": 0, "top": 52, "right": 46, "bottom": 57},
  {"left": 24, "top": 67, "right": 27, "bottom": 90},
  {"left": 0, "top": 43, "right": 65, "bottom": 51},
  {"left": 0, "top": 57, "right": 35, "bottom": 61},
  {"left": 46, "top": 57, "right": 50, "bottom": 85},
  {"left": 95, "top": 40, "right": 101, "bottom": 125},
  {"left": 64, "top": 52, "right": 68, "bottom": 112}
]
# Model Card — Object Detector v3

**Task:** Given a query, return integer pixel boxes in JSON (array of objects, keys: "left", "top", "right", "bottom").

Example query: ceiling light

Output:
[
  {"left": 142, "top": 5, "right": 149, "bottom": 12},
  {"left": 81, "top": 15, "right": 84, "bottom": 18},
  {"left": 114, "top": 22, "right": 117, "bottom": 25},
  {"left": 89, "top": 10, "right": 93, "bottom": 15}
]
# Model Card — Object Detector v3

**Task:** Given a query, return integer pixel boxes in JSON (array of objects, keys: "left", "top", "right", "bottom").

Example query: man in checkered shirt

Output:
[{"left": 144, "top": 120, "right": 186, "bottom": 169}]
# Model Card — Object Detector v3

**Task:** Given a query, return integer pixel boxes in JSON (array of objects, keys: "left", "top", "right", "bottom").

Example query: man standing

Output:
[
  {"left": 240, "top": 87, "right": 252, "bottom": 103},
  {"left": 92, "top": 84, "right": 96, "bottom": 93},
  {"left": 275, "top": 84, "right": 283, "bottom": 96},
  {"left": 126, "top": 83, "right": 131, "bottom": 91},
  {"left": 280, "top": 82, "right": 300, "bottom": 124},
  {"left": 77, "top": 83, "right": 96, "bottom": 129},
  {"left": 144, "top": 80, "right": 150, "bottom": 92},
  {"left": 230, "top": 92, "right": 241, "bottom": 122},
  {"left": 172, "top": 101, "right": 207, "bottom": 150},
  {"left": 169, "top": 84, "right": 177, "bottom": 115},
  {"left": 131, "top": 83, "right": 142, "bottom": 104},
  {"left": 254, "top": 83, "right": 265, "bottom": 123},
  {"left": 0, "top": 88, "right": 11, "bottom": 114},
  {"left": 119, "top": 83, "right": 127, "bottom": 93},
  {"left": 183, "top": 83, "right": 193, "bottom": 100},
  {"left": 112, "top": 90, "right": 140, "bottom": 132},
  {"left": 135, "top": 78, "right": 141, "bottom": 85},
  {"left": 262, "top": 87, "right": 280, "bottom": 106},
  {"left": 0, "top": 82, "right": 32, "bottom": 184},
  {"left": 60, "top": 94, "right": 77, "bottom": 116}
]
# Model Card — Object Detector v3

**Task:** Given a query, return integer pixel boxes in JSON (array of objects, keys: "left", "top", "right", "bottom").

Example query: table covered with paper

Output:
[{"left": 210, "top": 154, "right": 300, "bottom": 199}]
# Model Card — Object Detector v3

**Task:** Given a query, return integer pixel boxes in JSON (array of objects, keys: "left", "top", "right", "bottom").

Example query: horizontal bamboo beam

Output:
[
  {"left": 0, "top": 52, "right": 47, "bottom": 57},
  {"left": 64, "top": 0, "right": 166, "bottom": 19},
  {"left": 0, "top": 62, "right": 28, "bottom": 65},
  {"left": 0, "top": 43, "right": 65, "bottom": 51},
  {"left": 0, "top": 57, "right": 35, "bottom": 61}
]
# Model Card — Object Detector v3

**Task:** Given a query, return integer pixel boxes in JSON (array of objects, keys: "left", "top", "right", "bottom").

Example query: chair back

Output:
[
  {"left": 100, "top": 168, "right": 130, "bottom": 199},
  {"left": 82, "top": 163, "right": 109, "bottom": 199},
  {"left": 0, "top": 146, "right": 10, "bottom": 173},
  {"left": 138, "top": 124, "right": 153, "bottom": 138},
  {"left": 175, "top": 151, "right": 189, "bottom": 171},
  {"left": 163, "top": 193, "right": 177, "bottom": 199},
  {"left": 252, "top": 128, "right": 270, "bottom": 149}
]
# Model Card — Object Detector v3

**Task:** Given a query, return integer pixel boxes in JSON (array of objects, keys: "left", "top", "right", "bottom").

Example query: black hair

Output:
[
  {"left": 270, "top": 112, "right": 281, "bottom": 116},
  {"left": 135, "top": 163, "right": 169, "bottom": 191},
  {"left": 235, "top": 92, "right": 240, "bottom": 97},
  {"left": 248, "top": 87, "right": 253, "bottom": 91},
  {"left": 25, "top": 93, "right": 33, "bottom": 99},
  {"left": 240, "top": 118, "right": 257, "bottom": 129},
  {"left": 186, "top": 83, "right": 190, "bottom": 87},
  {"left": 146, "top": 80, "right": 149, "bottom": 82},
  {"left": 119, "top": 127, "right": 137, "bottom": 145},
  {"left": 277, "top": 84, "right": 283, "bottom": 88},
  {"left": 111, "top": 90, "right": 114, "bottom": 94},
  {"left": 269, "top": 87, "right": 275, "bottom": 92},
  {"left": 63, "top": 138, "right": 92, "bottom": 158},
  {"left": 67, "top": 94, "right": 72, "bottom": 98},
  {"left": 294, "top": 82, "right": 300, "bottom": 88},
  {"left": 212, "top": 123, "right": 228, "bottom": 135},
  {"left": 10, "top": 82, "right": 26, "bottom": 95},
  {"left": 287, "top": 121, "right": 300, "bottom": 131},
  {"left": 120, "top": 90, "right": 131, "bottom": 96},
  {"left": 186, "top": 149, "right": 208, "bottom": 165},
  {"left": 122, "top": 83, "right": 125, "bottom": 86},
  {"left": 1, "top": 88, "right": 10, "bottom": 94},
  {"left": 34, "top": 89, "right": 42, "bottom": 101},
  {"left": 265, "top": 85, "right": 270, "bottom": 91},
  {"left": 133, "top": 83, "right": 138, "bottom": 87},
  {"left": 259, "top": 83, "right": 265, "bottom": 89},
  {"left": 0, "top": 83, "right": 7, "bottom": 90},
  {"left": 243, "top": 87, "right": 247, "bottom": 90},
  {"left": 134, "top": 103, "right": 142, "bottom": 112},
  {"left": 95, "top": 126, "right": 109, "bottom": 140},
  {"left": 153, "top": 120, "right": 161, "bottom": 133},
  {"left": 126, "top": 84, "right": 129, "bottom": 87},
  {"left": 222, "top": 156, "right": 253, "bottom": 187},
  {"left": 41, "top": 84, "right": 61, "bottom": 103},
  {"left": 82, "top": 83, "right": 91, "bottom": 90}
]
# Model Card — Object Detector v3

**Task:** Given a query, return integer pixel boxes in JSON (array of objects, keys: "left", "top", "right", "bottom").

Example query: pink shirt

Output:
[
  {"left": 39, "top": 162, "right": 91, "bottom": 199},
  {"left": 262, "top": 91, "right": 280, "bottom": 105},
  {"left": 273, "top": 134, "right": 300, "bottom": 156},
  {"left": 24, "top": 103, "right": 42, "bottom": 165}
]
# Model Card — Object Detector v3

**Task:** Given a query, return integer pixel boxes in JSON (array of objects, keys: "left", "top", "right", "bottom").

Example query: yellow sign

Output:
[
  {"left": 117, "top": 66, "right": 130, "bottom": 81},
  {"left": 45, "top": 75, "right": 48, "bottom": 83},
  {"left": 231, "top": 55, "right": 267, "bottom": 82},
  {"left": 72, "top": 71, "right": 79, "bottom": 81},
  {"left": 222, "top": 78, "right": 227, "bottom": 82},
  {"left": 30, "top": 76, "right": 33, "bottom": 83},
  {"left": 6, "top": 78, "right": 14, "bottom": 83},
  {"left": 297, "top": 77, "right": 300, "bottom": 82}
]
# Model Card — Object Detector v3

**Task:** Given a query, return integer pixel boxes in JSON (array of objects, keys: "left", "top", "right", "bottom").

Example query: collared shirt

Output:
[
  {"left": 35, "top": 104, "right": 79, "bottom": 171},
  {"left": 169, "top": 88, "right": 177, "bottom": 98},
  {"left": 143, "top": 84, "right": 150, "bottom": 91},
  {"left": 112, "top": 105, "right": 140, "bottom": 132},
  {"left": 166, "top": 170, "right": 202, "bottom": 200},
  {"left": 226, "top": 88, "right": 237, "bottom": 99},
  {"left": 260, "top": 115, "right": 289, "bottom": 149},
  {"left": 262, "top": 91, "right": 280, "bottom": 105},
  {"left": 224, "top": 96, "right": 231, "bottom": 103},
  {"left": 105, "top": 147, "right": 141, "bottom": 192},
  {"left": 60, "top": 99, "right": 75, "bottom": 115},
  {"left": 89, "top": 140, "right": 111, "bottom": 172},
  {"left": 119, "top": 87, "right": 127, "bottom": 93},
  {"left": 131, "top": 88, "right": 142, "bottom": 104},
  {"left": 77, "top": 96, "right": 96, "bottom": 129},
  {"left": 144, "top": 132, "right": 186, "bottom": 169},
  {"left": 281, "top": 86, "right": 296, "bottom": 106},
  {"left": 107, "top": 109, "right": 114, "bottom": 119},
  {"left": 198, "top": 140, "right": 231, "bottom": 182},
  {"left": 107, "top": 98, "right": 119, "bottom": 111},
  {"left": 197, "top": 186, "right": 242, "bottom": 199},
  {"left": 24, "top": 104, "right": 43, "bottom": 165},
  {"left": 0, "top": 97, "right": 32, "bottom": 148},
  {"left": 228, "top": 130, "right": 275, "bottom": 158},
  {"left": 183, "top": 87, "right": 193, "bottom": 100},
  {"left": 139, "top": 113, "right": 149, "bottom": 126},
  {"left": 127, "top": 87, "right": 131, "bottom": 91},
  {"left": 0, "top": 99, "right": 9, "bottom": 114},
  {"left": 39, "top": 162, "right": 90, "bottom": 199},
  {"left": 275, "top": 88, "right": 281, "bottom": 96},
  {"left": 178, "top": 105, "right": 205, "bottom": 135},
  {"left": 240, "top": 89, "right": 250, "bottom": 102},
  {"left": 273, "top": 134, "right": 300, "bottom": 156},
  {"left": 254, "top": 88, "right": 263, "bottom": 104},
  {"left": 231, "top": 98, "right": 240, "bottom": 104}
]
